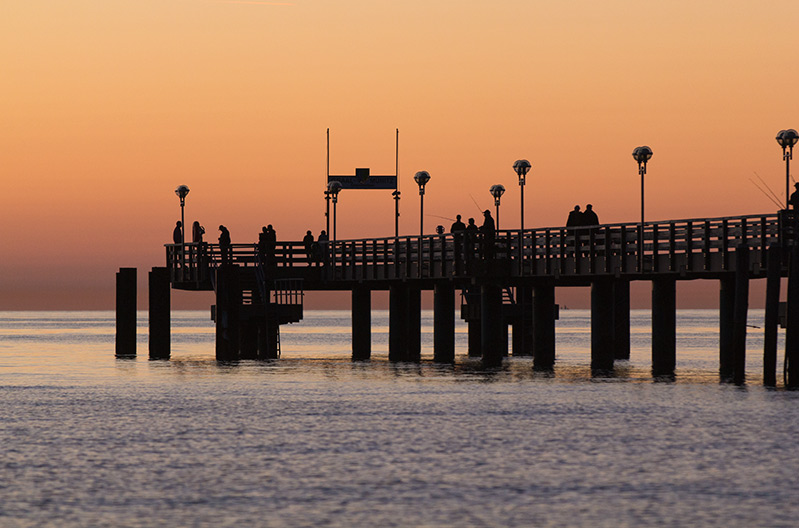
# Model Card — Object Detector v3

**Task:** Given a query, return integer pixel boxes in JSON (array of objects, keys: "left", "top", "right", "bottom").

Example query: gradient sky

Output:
[{"left": 2, "top": 0, "right": 798, "bottom": 309}]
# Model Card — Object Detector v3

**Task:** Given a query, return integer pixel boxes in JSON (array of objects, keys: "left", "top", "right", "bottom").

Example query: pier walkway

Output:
[{"left": 115, "top": 211, "right": 799, "bottom": 387}]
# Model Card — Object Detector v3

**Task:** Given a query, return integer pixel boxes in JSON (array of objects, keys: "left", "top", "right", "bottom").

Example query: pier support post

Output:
[
  {"left": 651, "top": 278, "right": 676, "bottom": 377},
  {"left": 433, "top": 282, "right": 455, "bottom": 363},
  {"left": 352, "top": 285, "right": 371, "bottom": 361},
  {"left": 533, "top": 281, "right": 556, "bottom": 371},
  {"left": 481, "top": 282, "right": 504, "bottom": 367},
  {"left": 613, "top": 279, "right": 631, "bottom": 360},
  {"left": 732, "top": 246, "right": 750, "bottom": 385},
  {"left": 239, "top": 319, "right": 258, "bottom": 359},
  {"left": 763, "top": 244, "right": 781, "bottom": 387},
  {"left": 116, "top": 267, "right": 137, "bottom": 357},
  {"left": 215, "top": 265, "right": 241, "bottom": 361},
  {"left": 512, "top": 287, "right": 534, "bottom": 357},
  {"left": 389, "top": 284, "right": 409, "bottom": 362},
  {"left": 591, "top": 278, "right": 615, "bottom": 372},
  {"left": 407, "top": 286, "right": 422, "bottom": 362},
  {"left": 468, "top": 320, "right": 482, "bottom": 357},
  {"left": 148, "top": 267, "right": 171, "bottom": 360},
  {"left": 719, "top": 276, "right": 735, "bottom": 381},
  {"left": 785, "top": 244, "right": 799, "bottom": 388}
]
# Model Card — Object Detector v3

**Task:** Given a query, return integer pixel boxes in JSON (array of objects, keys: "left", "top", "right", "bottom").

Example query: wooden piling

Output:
[
  {"left": 719, "top": 276, "right": 735, "bottom": 381},
  {"left": 651, "top": 278, "right": 676, "bottom": 377},
  {"left": 389, "top": 284, "right": 409, "bottom": 362},
  {"left": 591, "top": 279, "right": 615, "bottom": 372},
  {"left": 732, "top": 245, "right": 750, "bottom": 385},
  {"left": 785, "top": 244, "right": 799, "bottom": 388},
  {"left": 239, "top": 319, "right": 259, "bottom": 359},
  {"left": 533, "top": 281, "right": 556, "bottom": 371},
  {"left": 407, "top": 286, "right": 422, "bottom": 362},
  {"left": 512, "top": 287, "right": 534, "bottom": 357},
  {"left": 481, "top": 282, "right": 504, "bottom": 366},
  {"left": 215, "top": 265, "right": 241, "bottom": 361},
  {"left": 763, "top": 244, "right": 781, "bottom": 386},
  {"left": 148, "top": 267, "right": 171, "bottom": 360},
  {"left": 468, "top": 320, "right": 482, "bottom": 357},
  {"left": 433, "top": 282, "right": 455, "bottom": 363},
  {"left": 352, "top": 285, "right": 371, "bottom": 361},
  {"left": 115, "top": 267, "right": 137, "bottom": 357},
  {"left": 613, "top": 279, "right": 631, "bottom": 360}
]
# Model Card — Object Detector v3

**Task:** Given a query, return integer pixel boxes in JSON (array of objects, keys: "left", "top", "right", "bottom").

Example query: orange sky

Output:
[{"left": 2, "top": 0, "right": 798, "bottom": 310}]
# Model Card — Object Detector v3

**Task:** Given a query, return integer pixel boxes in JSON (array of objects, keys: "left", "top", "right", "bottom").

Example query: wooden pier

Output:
[{"left": 117, "top": 210, "right": 799, "bottom": 387}]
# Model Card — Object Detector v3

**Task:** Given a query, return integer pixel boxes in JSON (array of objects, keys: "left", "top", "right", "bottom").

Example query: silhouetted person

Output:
[
  {"left": 450, "top": 214, "right": 466, "bottom": 233},
  {"left": 790, "top": 183, "right": 799, "bottom": 210},
  {"left": 303, "top": 230, "right": 315, "bottom": 264},
  {"left": 480, "top": 210, "right": 495, "bottom": 260},
  {"left": 192, "top": 221, "right": 205, "bottom": 243},
  {"left": 265, "top": 224, "right": 277, "bottom": 266},
  {"left": 583, "top": 204, "right": 599, "bottom": 226},
  {"left": 318, "top": 230, "right": 329, "bottom": 265},
  {"left": 173, "top": 221, "right": 182, "bottom": 244},
  {"left": 450, "top": 214, "right": 466, "bottom": 271},
  {"left": 465, "top": 217, "right": 479, "bottom": 260},
  {"left": 258, "top": 226, "right": 268, "bottom": 265},
  {"left": 218, "top": 225, "right": 232, "bottom": 265},
  {"left": 566, "top": 205, "right": 582, "bottom": 228}
]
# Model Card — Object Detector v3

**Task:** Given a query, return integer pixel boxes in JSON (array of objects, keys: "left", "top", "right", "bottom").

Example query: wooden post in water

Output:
[
  {"left": 763, "top": 244, "right": 781, "bottom": 386},
  {"left": 481, "top": 282, "right": 504, "bottom": 366},
  {"left": 352, "top": 285, "right": 371, "bottom": 360},
  {"left": 116, "top": 267, "right": 137, "bottom": 357},
  {"left": 512, "top": 287, "right": 534, "bottom": 357},
  {"left": 651, "top": 278, "right": 676, "bottom": 377},
  {"left": 433, "top": 282, "right": 455, "bottom": 363},
  {"left": 785, "top": 244, "right": 799, "bottom": 388},
  {"left": 613, "top": 279, "right": 631, "bottom": 360},
  {"left": 591, "top": 278, "right": 615, "bottom": 372},
  {"left": 732, "top": 245, "right": 750, "bottom": 385},
  {"left": 719, "top": 276, "right": 735, "bottom": 381},
  {"left": 148, "top": 267, "right": 171, "bottom": 360},
  {"left": 239, "top": 318, "right": 259, "bottom": 359},
  {"left": 533, "top": 281, "right": 556, "bottom": 371},
  {"left": 407, "top": 286, "right": 422, "bottom": 362},
  {"left": 389, "top": 284, "right": 409, "bottom": 362},
  {"left": 215, "top": 265, "right": 241, "bottom": 361}
]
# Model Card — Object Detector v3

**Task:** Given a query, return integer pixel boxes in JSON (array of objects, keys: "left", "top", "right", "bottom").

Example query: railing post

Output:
[
  {"left": 686, "top": 221, "right": 693, "bottom": 272},
  {"left": 704, "top": 220, "right": 711, "bottom": 271}
]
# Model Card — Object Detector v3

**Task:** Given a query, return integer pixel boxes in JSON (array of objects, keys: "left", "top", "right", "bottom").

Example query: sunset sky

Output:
[{"left": 2, "top": 0, "right": 798, "bottom": 310}]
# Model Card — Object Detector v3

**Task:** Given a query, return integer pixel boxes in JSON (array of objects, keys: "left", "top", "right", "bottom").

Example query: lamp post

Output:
[
  {"left": 632, "top": 146, "right": 653, "bottom": 270},
  {"left": 328, "top": 181, "right": 342, "bottom": 241},
  {"left": 175, "top": 185, "right": 190, "bottom": 244},
  {"left": 513, "top": 159, "right": 531, "bottom": 262},
  {"left": 777, "top": 129, "right": 799, "bottom": 209},
  {"left": 490, "top": 184, "right": 505, "bottom": 230},
  {"left": 414, "top": 171, "right": 430, "bottom": 238}
]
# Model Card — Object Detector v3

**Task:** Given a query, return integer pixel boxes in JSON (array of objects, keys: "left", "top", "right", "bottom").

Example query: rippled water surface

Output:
[{"left": 1, "top": 310, "right": 798, "bottom": 527}]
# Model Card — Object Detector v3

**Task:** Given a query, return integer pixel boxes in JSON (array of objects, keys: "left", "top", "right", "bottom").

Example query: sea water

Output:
[{"left": 1, "top": 310, "right": 798, "bottom": 527}]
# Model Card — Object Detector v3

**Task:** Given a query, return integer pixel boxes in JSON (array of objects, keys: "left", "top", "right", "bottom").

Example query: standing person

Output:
[
  {"left": 583, "top": 204, "right": 599, "bottom": 226},
  {"left": 566, "top": 205, "right": 582, "bottom": 228},
  {"left": 450, "top": 214, "right": 466, "bottom": 271},
  {"left": 192, "top": 221, "right": 205, "bottom": 243},
  {"left": 173, "top": 221, "right": 182, "bottom": 244},
  {"left": 218, "top": 225, "right": 232, "bottom": 265},
  {"left": 265, "top": 224, "right": 277, "bottom": 266},
  {"left": 480, "top": 210, "right": 496, "bottom": 260},
  {"left": 317, "top": 230, "right": 329, "bottom": 266},
  {"left": 303, "top": 230, "right": 315, "bottom": 265},
  {"left": 465, "top": 217, "right": 479, "bottom": 260},
  {"left": 257, "top": 227, "right": 268, "bottom": 265},
  {"left": 790, "top": 183, "right": 799, "bottom": 210}
]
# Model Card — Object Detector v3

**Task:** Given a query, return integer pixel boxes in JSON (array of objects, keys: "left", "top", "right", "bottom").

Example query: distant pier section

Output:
[{"left": 117, "top": 210, "right": 799, "bottom": 388}]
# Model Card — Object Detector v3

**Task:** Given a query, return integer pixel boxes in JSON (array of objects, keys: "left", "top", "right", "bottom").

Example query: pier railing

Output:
[{"left": 167, "top": 212, "right": 795, "bottom": 286}]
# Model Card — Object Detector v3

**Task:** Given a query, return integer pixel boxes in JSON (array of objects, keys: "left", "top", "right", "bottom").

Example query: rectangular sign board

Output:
[{"left": 328, "top": 168, "right": 397, "bottom": 190}]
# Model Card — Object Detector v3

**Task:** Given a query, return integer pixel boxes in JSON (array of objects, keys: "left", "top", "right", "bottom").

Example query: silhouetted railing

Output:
[{"left": 167, "top": 212, "right": 794, "bottom": 286}]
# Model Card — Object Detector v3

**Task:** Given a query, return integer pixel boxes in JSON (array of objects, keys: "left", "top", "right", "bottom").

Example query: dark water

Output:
[{"left": 1, "top": 310, "right": 798, "bottom": 527}]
